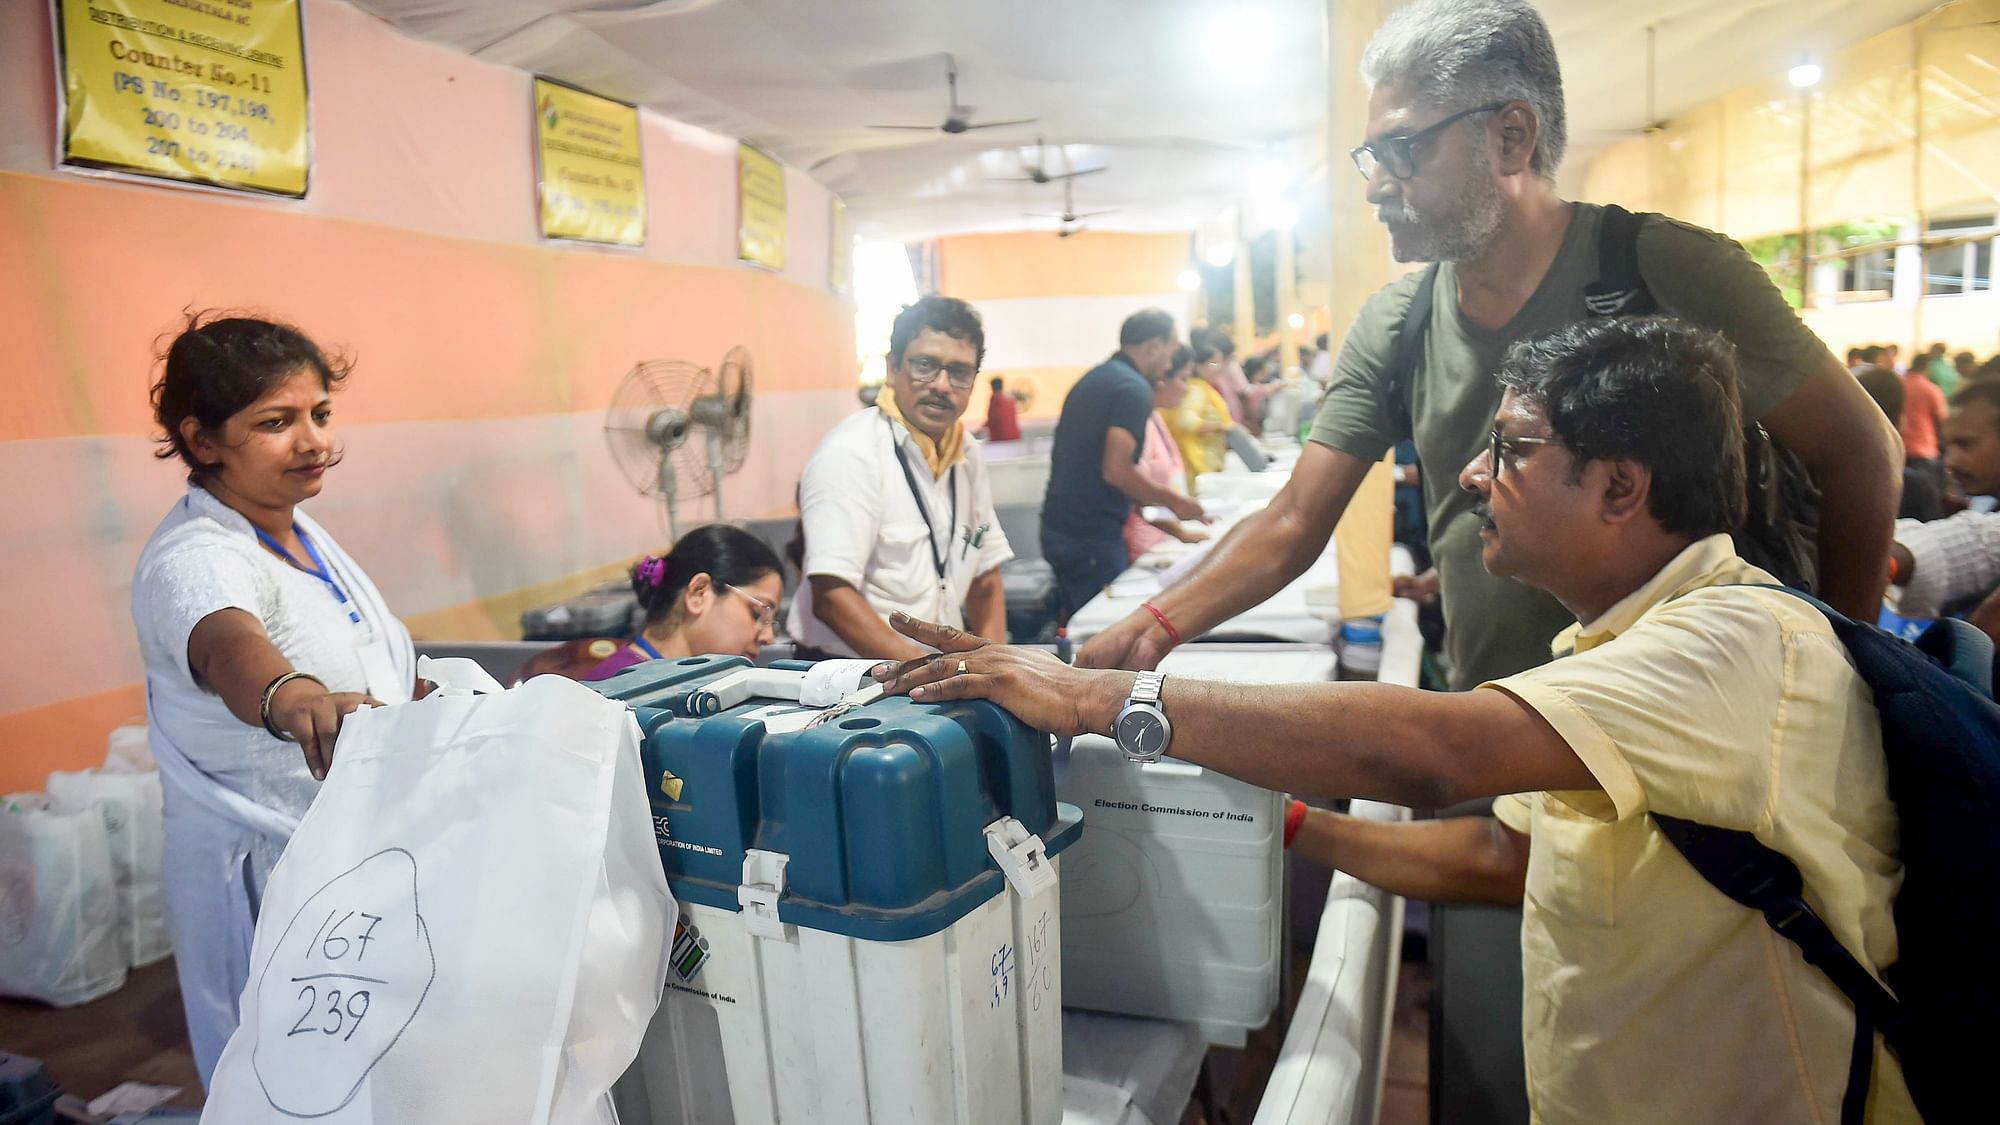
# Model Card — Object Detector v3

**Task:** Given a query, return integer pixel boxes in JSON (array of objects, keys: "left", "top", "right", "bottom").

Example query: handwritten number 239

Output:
[{"left": 289, "top": 985, "right": 371, "bottom": 1041}]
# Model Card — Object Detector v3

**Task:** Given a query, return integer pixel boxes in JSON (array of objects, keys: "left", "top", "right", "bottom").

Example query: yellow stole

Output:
[{"left": 877, "top": 391, "right": 966, "bottom": 480}]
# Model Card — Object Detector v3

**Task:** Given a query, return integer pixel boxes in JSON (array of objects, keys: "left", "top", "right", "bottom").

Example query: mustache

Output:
[
  {"left": 1472, "top": 501, "right": 1494, "bottom": 523},
  {"left": 918, "top": 394, "right": 956, "bottom": 410}
]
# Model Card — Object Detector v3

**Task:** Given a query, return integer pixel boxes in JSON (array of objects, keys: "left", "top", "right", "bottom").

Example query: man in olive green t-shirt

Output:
[
  {"left": 1078, "top": 0, "right": 1897, "bottom": 689},
  {"left": 1306, "top": 205, "right": 1843, "bottom": 687}
]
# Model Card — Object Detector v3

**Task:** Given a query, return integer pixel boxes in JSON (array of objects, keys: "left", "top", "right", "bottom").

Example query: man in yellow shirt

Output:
[{"left": 879, "top": 316, "right": 1919, "bottom": 1124}]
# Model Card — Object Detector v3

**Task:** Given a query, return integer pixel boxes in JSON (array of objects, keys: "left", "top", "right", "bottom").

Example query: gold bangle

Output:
[{"left": 260, "top": 671, "right": 326, "bottom": 741}]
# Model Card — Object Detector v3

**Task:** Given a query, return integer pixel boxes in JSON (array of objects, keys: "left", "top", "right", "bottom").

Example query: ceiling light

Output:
[
  {"left": 1207, "top": 4, "right": 1278, "bottom": 71},
  {"left": 1202, "top": 242, "right": 1235, "bottom": 268},
  {"left": 1177, "top": 269, "right": 1202, "bottom": 293},
  {"left": 1287, "top": 313, "right": 1305, "bottom": 330},
  {"left": 1788, "top": 54, "right": 1821, "bottom": 89},
  {"left": 1272, "top": 200, "right": 1301, "bottom": 231}
]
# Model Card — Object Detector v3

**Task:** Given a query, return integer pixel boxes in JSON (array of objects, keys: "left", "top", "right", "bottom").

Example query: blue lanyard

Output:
[
  {"left": 632, "top": 634, "right": 664, "bottom": 661},
  {"left": 255, "top": 525, "right": 362, "bottom": 625}
]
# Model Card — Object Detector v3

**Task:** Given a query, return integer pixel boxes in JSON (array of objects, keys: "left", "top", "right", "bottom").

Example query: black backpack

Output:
[
  {"left": 1654, "top": 587, "right": 2000, "bottom": 1125},
  {"left": 1387, "top": 204, "right": 1822, "bottom": 591}
]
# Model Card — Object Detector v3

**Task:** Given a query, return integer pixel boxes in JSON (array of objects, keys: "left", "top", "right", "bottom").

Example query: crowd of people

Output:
[{"left": 133, "top": 0, "right": 1985, "bottom": 1121}]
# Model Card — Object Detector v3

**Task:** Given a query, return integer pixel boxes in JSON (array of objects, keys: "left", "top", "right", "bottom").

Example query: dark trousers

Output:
[{"left": 1041, "top": 524, "right": 1130, "bottom": 624}]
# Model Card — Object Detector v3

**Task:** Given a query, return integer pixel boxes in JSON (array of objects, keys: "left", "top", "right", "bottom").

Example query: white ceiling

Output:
[{"left": 349, "top": 0, "right": 1943, "bottom": 242}]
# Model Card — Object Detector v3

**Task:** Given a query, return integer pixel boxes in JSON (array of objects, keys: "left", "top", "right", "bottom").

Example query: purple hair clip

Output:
[{"left": 637, "top": 556, "right": 667, "bottom": 587}]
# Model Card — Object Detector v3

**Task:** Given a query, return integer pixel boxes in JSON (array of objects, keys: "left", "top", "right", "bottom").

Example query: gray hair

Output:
[{"left": 1360, "top": 0, "right": 1567, "bottom": 179}]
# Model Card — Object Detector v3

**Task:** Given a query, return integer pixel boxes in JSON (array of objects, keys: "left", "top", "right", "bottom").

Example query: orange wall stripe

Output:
[
  {"left": 939, "top": 231, "right": 1194, "bottom": 302},
  {"left": 981, "top": 365, "right": 1097, "bottom": 420},
  {"left": 0, "top": 171, "right": 856, "bottom": 444},
  {"left": 0, "top": 684, "right": 148, "bottom": 795}
]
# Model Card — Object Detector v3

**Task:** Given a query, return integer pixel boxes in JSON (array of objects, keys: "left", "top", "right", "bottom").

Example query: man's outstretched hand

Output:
[{"left": 873, "top": 613, "right": 1133, "bottom": 739}]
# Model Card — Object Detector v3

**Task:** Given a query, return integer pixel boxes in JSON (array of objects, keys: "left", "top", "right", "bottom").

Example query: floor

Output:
[
  {"left": 0, "top": 959, "right": 205, "bottom": 1111},
  {"left": 2, "top": 950, "right": 1434, "bottom": 1124}
]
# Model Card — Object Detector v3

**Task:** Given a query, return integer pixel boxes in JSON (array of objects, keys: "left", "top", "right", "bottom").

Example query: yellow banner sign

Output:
[
  {"left": 56, "top": 0, "right": 312, "bottom": 197},
  {"left": 533, "top": 77, "right": 645, "bottom": 247},
  {"left": 829, "top": 196, "right": 851, "bottom": 295},
  {"left": 738, "top": 143, "right": 786, "bottom": 271}
]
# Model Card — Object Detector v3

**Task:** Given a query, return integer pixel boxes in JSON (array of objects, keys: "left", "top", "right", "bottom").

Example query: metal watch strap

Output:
[{"left": 1130, "top": 671, "right": 1166, "bottom": 707}]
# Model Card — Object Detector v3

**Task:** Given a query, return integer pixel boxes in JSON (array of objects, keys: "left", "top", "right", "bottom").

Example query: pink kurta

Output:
[{"left": 1124, "top": 412, "right": 1188, "bottom": 562}]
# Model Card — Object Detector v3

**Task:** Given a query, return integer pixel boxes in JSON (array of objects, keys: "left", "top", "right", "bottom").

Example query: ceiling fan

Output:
[
  {"left": 869, "top": 53, "right": 1037, "bottom": 135},
  {"left": 1027, "top": 178, "right": 1116, "bottom": 236},
  {"left": 995, "top": 135, "right": 1106, "bottom": 184},
  {"left": 1583, "top": 25, "right": 1670, "bottom": 142}
]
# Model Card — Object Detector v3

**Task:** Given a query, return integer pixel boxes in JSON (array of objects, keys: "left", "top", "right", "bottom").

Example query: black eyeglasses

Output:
[
  {"left": 904, "top": 355, "right": 979, "bottom": 391},
  {"left": 1350, "top": 103, "right": 1507, "bottom": 181},
  {"left": 1486, "top": 428, "right": 1564, "bottom": 479}
]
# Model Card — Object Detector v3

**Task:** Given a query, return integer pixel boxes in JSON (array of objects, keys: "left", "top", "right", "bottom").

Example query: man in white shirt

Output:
[
  {"left": 788, "top": 296, "right": 1012, "bottom": 659},
  {"left": 1307, "top": 331, "right": 1334, "bottom": 387},
  {"left": 1891, "top": 379, "right": 2000, "bottom": 642}
]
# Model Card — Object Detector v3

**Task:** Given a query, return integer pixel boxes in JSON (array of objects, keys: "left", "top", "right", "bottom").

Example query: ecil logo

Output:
[
  {"left": 539, "top": 94, "right": 559, "bottom": 129},
  {"left": 659, "top": 769, "right": 684, "bottom": 802}
]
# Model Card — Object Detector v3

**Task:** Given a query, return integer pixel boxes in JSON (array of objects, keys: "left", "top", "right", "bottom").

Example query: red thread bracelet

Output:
[
  {"left": 1283, "top": 799, "right": 1308, "bottom": 849},
  {"left": 1141, "top": 601, "right": 1182, "bottom": 647}
]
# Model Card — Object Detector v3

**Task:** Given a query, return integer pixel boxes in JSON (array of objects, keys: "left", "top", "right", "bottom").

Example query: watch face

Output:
[{"left": 1116, "top": 709, "right": 1167, "bottom": 760}]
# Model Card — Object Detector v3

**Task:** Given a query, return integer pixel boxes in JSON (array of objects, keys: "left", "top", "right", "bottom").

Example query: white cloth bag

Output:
[
  {"left": 46, "top": 768, "right": 172, "bottom": 969},
  {"left": 0, "top": 793, "right": 127, "bottom": 1005},
  {"left": 106, "top": 724, "right": 156, "bottom": 773},
  {"left": 201, "top": 667, "right": 673, "bottom": 1124}
]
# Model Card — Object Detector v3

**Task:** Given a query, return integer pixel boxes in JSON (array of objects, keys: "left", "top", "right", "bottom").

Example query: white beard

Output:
[{"left": 1377, "top": 159, "right": 1507, "bottom": 264}]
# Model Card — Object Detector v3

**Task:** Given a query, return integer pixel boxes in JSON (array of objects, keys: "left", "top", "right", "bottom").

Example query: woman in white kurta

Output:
[{"left": 130, "top": 315, "right": 415, "bottom": 1086}]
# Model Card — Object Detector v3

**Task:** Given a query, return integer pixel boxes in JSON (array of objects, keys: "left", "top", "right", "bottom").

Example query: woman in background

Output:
[
  {"left": 131, "top": 314, "right": 416, "bottom": 1085},
  {"left": 1168, "top": 341, "right": 1236, "bottom": 487},
  {"left": 1125, "top": 349, "right": 1210, "bottom": 562},
  {"left": 584, "top": 524, "right": 784, "bottom": 679}
]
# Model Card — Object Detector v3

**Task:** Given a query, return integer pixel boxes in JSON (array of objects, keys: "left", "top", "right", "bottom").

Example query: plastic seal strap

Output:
[
  {"left": 416, "top": 654, "right": 505, "bottom": 697},
  {"left": 739, "top": 849, "right": 791, "bottom": 940},
  {"left": 804, "top": 682, "right": 885, "bottom": 729},
  {"left": 984, "top": 816, "right": 1056, "bottom": 899}
]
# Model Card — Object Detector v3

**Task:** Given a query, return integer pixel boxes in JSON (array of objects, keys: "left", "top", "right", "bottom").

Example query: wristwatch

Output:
[{"left": 1114, "top": 672, "right": 1172, "bottom": 763}]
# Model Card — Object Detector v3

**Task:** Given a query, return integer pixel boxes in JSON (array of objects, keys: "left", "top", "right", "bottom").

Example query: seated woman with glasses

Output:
[{"left": 583, "top": 524, "right": 784, "bottom": 679}]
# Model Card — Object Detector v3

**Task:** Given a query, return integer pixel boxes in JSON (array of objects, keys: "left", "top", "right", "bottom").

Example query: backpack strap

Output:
[
  {"left": 1914, "top": 616, "right": 1997, "bottom": 699},
  {"left": 1650, "top": 814, "right": 1902, "bottom": 1125},
  {"left": 1658, "top": 582, "right": 1919, "bottom": 1125},
  {"left": 1584, "top": 203, "right": 1658, "bottom": 317},
  {"left": 1384, "top": 263, "right": 1440, "bottom": 437}
]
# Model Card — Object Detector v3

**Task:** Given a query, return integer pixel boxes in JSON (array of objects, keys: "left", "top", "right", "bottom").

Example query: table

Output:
[
  {"left": 1064, "top": 444, "right": 1409, "bottom": 647},
  {"left": 1066, "top": 527, "right": 1413, "bottom": 648}
]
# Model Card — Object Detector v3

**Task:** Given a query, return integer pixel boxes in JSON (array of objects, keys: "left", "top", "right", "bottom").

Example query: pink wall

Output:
[{"left": 0, "top": 0, "right": 857, "bottom": 789}]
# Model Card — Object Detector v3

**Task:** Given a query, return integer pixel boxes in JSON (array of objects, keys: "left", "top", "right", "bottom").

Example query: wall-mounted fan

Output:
[{"left": 604, "top": 347, "right": 755, "bottom": 541}]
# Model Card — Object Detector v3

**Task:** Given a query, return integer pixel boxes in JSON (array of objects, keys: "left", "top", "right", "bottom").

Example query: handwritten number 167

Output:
[{"left": 307, "top": 909, "right": 383, "bottom": 962}]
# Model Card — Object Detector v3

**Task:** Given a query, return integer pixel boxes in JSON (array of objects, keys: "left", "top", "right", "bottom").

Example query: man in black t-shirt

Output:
[{"left": 1041, "top": 309, "right": 1205, "bottom": 620}]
